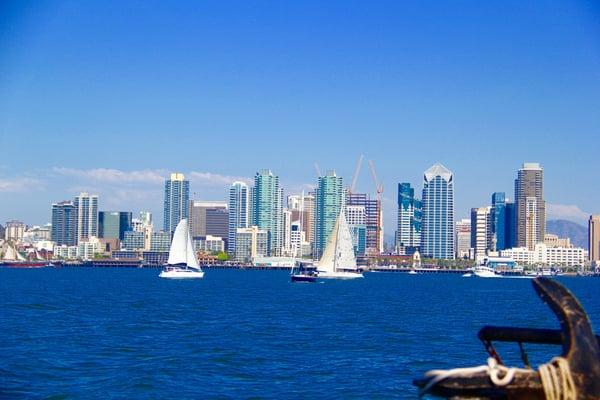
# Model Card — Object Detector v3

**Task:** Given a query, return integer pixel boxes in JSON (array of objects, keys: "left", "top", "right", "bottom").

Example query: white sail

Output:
[
  {"left": 334, "top": 211, "right": 358, "bottom": 270},
  {"left": 2, "top": 243, "right": 26, "bottom": 261},
  {"left": 185, "top": 226, "right": 200, "bottom": 270},
  {"left": 167, "top": 219, "right": 189, "bottom": 265},
  {"left": 316, "top": 216, "right": 338, "bottom": 273}
]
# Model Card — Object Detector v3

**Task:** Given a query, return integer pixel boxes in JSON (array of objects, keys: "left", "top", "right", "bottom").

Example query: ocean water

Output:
[{"left": 1, "top": 268, "right": 599, "bottom": 399}]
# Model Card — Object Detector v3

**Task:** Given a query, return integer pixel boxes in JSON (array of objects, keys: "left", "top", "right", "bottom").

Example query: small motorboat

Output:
[{"left": 291, "top": 260, "right": 317, "bottom": 283}]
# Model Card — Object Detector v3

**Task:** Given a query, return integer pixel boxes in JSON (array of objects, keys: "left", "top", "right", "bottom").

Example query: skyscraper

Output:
[
  {"left": 346, "top": 192, "right": 382, "bottom": 254},
  {"left": 470, "top": 206, "right": 492, "bottom": 258},
  {"left": 589, "top": 215, "right": 600, "bottom": 263},
  {"left": 421, "top": 163, "right": 455, "bottom": 259},
  {"left": 189, "top": 201, "right": 228, "bottom": 238},
  {"left": 74, "top": 192, "right": 99, "bottom": 243},
  {"left": 228, "top": 181, "right": 250, "bottom": 255},
  {"left": 250, "top": 170, "right": 283, "bottom": 256},
  {"left": 99, "top": 211, "right": 132, "bottom": 240},
  {"left": 455, "top": 219, "right": 472, "bottom": 259},
  {"left": 288, "top": 193, "right": 314, "bottom": 247},
  {"left": 313, "top": 170, "right": 344, "bottom": 259},
  {"left": 515, "top": 163, "right": 545, "bottom": 250},
  {"left": 395, "top": 183, "right": 422, "bottom": 255},
  {"left": 491, "top": 192, "right": 506, "bottom": 251},
  {"left": 51, "top": 201, "right": 77, "bottom": 246},
  {"left": 163, "top": 173, "right": 189, "bottom": 234}
]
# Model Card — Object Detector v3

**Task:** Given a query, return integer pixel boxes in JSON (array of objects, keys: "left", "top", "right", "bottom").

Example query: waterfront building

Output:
[
  {"left": 189, "top": 201, "right": 228, "bottom": 239},
  {"left": 77, "top": 236, "right": 101, "bottom": 260},
  {"left": 235, "top": 226, "right": 268, "bottom": 263},
  {"left": 491, "top": 192, "right": 508, "bottom": 251},
  {"left": 282, "top": 209, "right": 293, "bottom": 256},
  {"left": 515, "top": 163, "right": 545, "bottom": 250},
  {"left": 74, "top": 192, "right": 99, "bottom": 244},
  {"left": 589, "top": 215, "right": 600, "bottom": 263},
  {"left": 250, "top": 170, "right": 283, "bottom": 256},
  {"left": 53, "top": 244, "right": 78, "bottom": 259},
  {"left": 122, "top": 231, "right": 145, "bottom": 251},
  {"left": 23, "top": 224, "right": 52, "bottom": 244},
  {"left": 395, "top": 183, "right": 422, "bottom": 255},
  {"left": 142, "top": 251, "right": 169, "bottom": 266},
  {"left": 289, "top": 220, "right": 311, "bottom": 257},
  {"left": 455, "top": 219, "right": 472, "bottom": 259},
  {"left": 313, "top": 170, "right": 344, "bottom": 259},
  {"left": 470, "top": 206, "right": 492, "bottom": 258},
  {"left": 228, "top": 181, "right": 250, "bottom": 255},
  {"left": 347, "top": 192, "right": 382, "bottom": 255},
  {"left": 421, "top": 163, "right": 455, "bottom": 259},
  {"left": 544, "top": 234, "right": 572, "bottom": 248},
  {"left": 151, "top": 231, "right": 171, "bottom": 252},
  {"left": 500, "top": 243, "right": 586, "bottom": 268},
  {"left": 163, "top": 173, "right": 189, "bottom": 234},
  {"left": 4, "top": 220, "right": 26, "bottom": 242},
  {"left": 51, "top": 201, "right": 77, "bottom": 246},
  {"left": 193, "top": 235, "right": 225, "bottom": 253},
  {"left": 99, "top": 211, "right": 132, "bottom": 240},
  {"left": 506, "top": 201, "right": 517, "bottom": 248}
]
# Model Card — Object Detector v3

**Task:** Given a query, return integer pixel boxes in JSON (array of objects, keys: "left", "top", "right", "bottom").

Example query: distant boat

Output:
[
  {"left": 0, "top": 242, "right": 50, "bottom": 268},
  {"left": 159, "top": 219, "right": 204, "bottom": 279},
  {"left": 408, "top": 269, "right": 418, "bottom": 275},
  {"left": 291, "top": 261, "right": 317, "bottom": 283},
  {"left": 316, "top": 210, "right": 363, "bottom": 280}
]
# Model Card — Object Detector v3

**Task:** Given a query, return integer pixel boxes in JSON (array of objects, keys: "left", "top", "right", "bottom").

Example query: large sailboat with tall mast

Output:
[
  {"left": 159, "top": 219, "right": 204, "bottom": 279},
  {"left": 316, "top": 209, "right": 363, "bottom": 279}
]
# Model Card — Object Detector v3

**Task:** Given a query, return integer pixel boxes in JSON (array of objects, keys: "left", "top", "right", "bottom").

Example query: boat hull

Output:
[
  {"left": 317, "top": 270, "right": 364, "bottom": 279},
  {"left": 0, "top": 261, "right": 51, "bottom": 268},
  {"left": 291, "top": 274, "right": 317, "bottom": 283},
  {"left": 159, "top": 268, "right": 204, "bottom": 279}
]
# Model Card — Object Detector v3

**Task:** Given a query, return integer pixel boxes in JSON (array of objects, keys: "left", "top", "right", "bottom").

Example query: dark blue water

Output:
[{"left": 1, "top": 269, "right": 599, "bottom": 399}]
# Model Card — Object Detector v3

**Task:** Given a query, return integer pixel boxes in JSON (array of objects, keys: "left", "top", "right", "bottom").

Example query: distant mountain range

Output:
[
  {"left": 383, "top": 219, "right": 588, "bottom": 251},
  {"left": 546, "top": 219, "right": 588, "bottom": 250}
]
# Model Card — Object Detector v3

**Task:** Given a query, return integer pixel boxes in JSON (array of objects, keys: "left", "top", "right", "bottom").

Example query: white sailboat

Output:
[
  {"left": 316, "top": 209, "right": 363, "bottom": 279},
  {"left": 159, "top": 219, "right": 205, "bottom": 279}
]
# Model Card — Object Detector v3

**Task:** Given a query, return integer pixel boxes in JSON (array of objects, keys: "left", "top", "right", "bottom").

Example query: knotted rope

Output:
[{"left": 419, "top": 356, "right": 577, "bottom": 399}]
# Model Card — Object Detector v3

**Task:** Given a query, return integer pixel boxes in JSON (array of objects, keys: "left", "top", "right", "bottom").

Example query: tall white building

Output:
[
  {"left": 421, "top": 163, "right": 455, "bottom": 259},
  {"left": 470, "top": 206, "right": 492, "bottom": 258},
  {"left": 74, "top": 192, "right": 99, "bottom": 244},
  {"left": 228, "top": 181, "right": 250, "bottom": 255},
  {"left": 4, "top": 220, "right": 26, "bottom": 242}
]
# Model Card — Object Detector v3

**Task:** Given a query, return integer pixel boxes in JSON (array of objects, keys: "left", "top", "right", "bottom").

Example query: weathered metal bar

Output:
[{"left": 479, "top": 326, "right": 600, "bottom": 346}]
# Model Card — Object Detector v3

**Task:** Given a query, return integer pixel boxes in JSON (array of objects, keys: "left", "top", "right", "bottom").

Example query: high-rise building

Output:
[
  {"left": 515, "top": 163, "right": 545, "bottom": 250},
  {"left": 313, "top": 170, "right": 344, "bottom": 259},
  {"left": 589, "top": 215, "right": 600, "bottom": 263},
  {"left": 345, "top": 205, "right": 367, "bottom": 256},
  {"left": 122, "top": 231, "right": 145, "bottom": 250},
  {"left": 288, "top": 193, "right": 314, "bottom": 247},
  {"left": 395, "top": 183, "right": 422, "bottom": 255},
  {"left": 228, "top": 181, "right": 250, "bottom": 255},
  {"left": 4, "top": 220, "right": 26, "bottom": 242},
  {"left": 455, "top": 219, "right": 472, "bottom": 259},
  {"left": 189, "top": 201, "right": 228, "bottom": 239},
  {"left": 421, "top": 163, "right": 455, "bottom": 259},
  {"left": 163, "top": 173, "right": 189, "bottom": 234},
  {"left": 470, "top": 206, "right": 492, "bottom": 258},
  {"left": 235, "top": 226, "right": 268, "bottom": 263},
  {"left": 74, "top": 192, "right": 99, "bottom": 243},
  {"left": 51, "top": 201, "right": 77, "bottom": 246},
  {"left": 346, "top": 192, "right": 382, "bottom": 254},
  {"left": 506, "top": 201, "right": 517, "bottom": 249},
  {"left": 491, "top": 192, "right": 506, "bottom": 251},
  {"left": 151, "top": 231, "right": 171, "bottom": 252},
  {"left": 99, "top": 211, "right": 132, "bottom": 240},
  {"left": 250, "top": 170, "right": 283, "bottom": 256}
]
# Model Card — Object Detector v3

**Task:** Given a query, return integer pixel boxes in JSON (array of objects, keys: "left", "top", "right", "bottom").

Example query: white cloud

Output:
[
  {"left": 188, "top": 171, "right": 252, "bottom": 187},
  {"left": 0, "top": 177, "right": 42, "bottom": 192},
  {"left": 547, "top": 203, "right": 589, "bottom": 222},
  {"left": 52, "top": 167, "right": 166, "bottom": 185}
]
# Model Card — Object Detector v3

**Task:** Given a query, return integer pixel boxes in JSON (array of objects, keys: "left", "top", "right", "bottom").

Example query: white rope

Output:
[
  {"left": 538, "top": 357, "right": 577, "bottom": 400},
  {"left": 419, "top": 356, "right": 577, "bottom": 399}
]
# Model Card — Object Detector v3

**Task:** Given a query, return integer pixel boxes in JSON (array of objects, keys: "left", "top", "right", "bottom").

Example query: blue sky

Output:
[{"left": 1, "top": 0, "right": 599, "bottom": 232}]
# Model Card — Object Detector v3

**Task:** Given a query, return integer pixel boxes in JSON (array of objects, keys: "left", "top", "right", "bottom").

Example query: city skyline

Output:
[{"left": 1, "top": 1, "right": 599, "bottom": 230}]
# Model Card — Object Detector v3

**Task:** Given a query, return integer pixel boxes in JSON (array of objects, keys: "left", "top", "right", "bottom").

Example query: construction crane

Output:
[
  {"left": 349, "top": 154, "right": 364, "bottom": 195},
  {"left": 314, "top": 162, "right": 322, "bottom": 178},
  {"left": 368, "top": 160, "right": 384, "bottom": 201}
]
